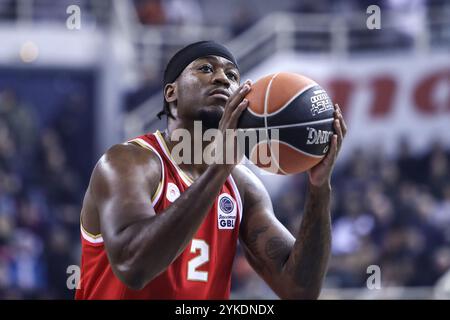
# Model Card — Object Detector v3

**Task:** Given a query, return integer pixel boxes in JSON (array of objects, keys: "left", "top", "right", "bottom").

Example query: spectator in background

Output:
[
  {"left": 0, "top": 120, "right": 20, "bottom": 192},
  {"left": 8, "top": 229, "right": 46, "bottom": 298},
  {"left": 162, "top": 0, "right": 204, "bottom": 26},
  {"left": 0, "top": 0, "right": 16, "bottom": 20},
  {"left": 431, "top": 184, "right": 450, "bottom": 235},
  {"left": 427, "top": 141, "right": 449, "bottom": 198},
  {"left": 0, "top": 90, "right": 37, "bottom": 161},
  {"left": 135, "top": 0, "right": 167, "bottom": 25},
  {"left": 230, "top": 5, "right": 258, "bottom": 37},
  {"left": 397, "top": 138, "right": 422, "bottom": 183},
  {"left": 44, "top": 225, "right": 75, "bottom": 299}
]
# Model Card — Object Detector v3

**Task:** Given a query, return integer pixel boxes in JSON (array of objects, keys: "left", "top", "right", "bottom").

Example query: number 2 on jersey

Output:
[{"left": 187, "top": 239, "right": 209, "bottom": 282}]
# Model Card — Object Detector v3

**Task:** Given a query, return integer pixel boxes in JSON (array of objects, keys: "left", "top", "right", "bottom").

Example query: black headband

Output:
[{"left": 163, "top": 40, "right": 239, "bottom": 86}]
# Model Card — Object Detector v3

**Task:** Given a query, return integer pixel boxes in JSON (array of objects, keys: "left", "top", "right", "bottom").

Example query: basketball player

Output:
[{"left": 76, "top": 41, "right": 347, "bottom": 299}]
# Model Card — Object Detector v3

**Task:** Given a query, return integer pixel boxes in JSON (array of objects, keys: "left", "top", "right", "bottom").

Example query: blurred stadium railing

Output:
[{"left": 123, "top": 4, "right": 450, "bottom": 139}]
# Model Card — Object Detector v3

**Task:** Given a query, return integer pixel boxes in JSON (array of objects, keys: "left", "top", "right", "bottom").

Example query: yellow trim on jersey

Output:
[
  {"left": 151, "top": 181, "right": 163, "bottom": 203},
  {"left": 155, "top": 130, "right": 194, "bottom": 184},
  {"left": 128, "top": 139, "right": 153, "bottom": 152},
  {"left": 127, "top": 138, "right": 164, "bottom": 203},
  {"left": 80, "top": 217, "right": 102, "bottom": 238}
]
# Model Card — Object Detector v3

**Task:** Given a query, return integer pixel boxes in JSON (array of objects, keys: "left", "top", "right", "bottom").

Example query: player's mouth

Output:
[{"left": 208, "top": 88, "right": 230, "bottom": 101}]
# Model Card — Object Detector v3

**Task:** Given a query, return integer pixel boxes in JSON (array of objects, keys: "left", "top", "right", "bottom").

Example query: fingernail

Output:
[
  {"left": 243, "top": 99, "right": 248, "bottom": 103},
  {"left": 246, "top": 79, "right": 252, "bottom": 84}
]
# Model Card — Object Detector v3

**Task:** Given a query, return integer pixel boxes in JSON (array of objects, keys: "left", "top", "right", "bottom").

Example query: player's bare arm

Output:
[
  {"left": 81, "top": 80, "right": 251, "bottom": 290},
  {"left": 234, "top": 104, "right": 347, "bottom": 299}
]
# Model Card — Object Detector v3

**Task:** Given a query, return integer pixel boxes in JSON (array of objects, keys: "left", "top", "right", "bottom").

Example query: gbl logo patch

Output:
[{"left": 217, "top": 193, "right": 237, "bottom": 230}]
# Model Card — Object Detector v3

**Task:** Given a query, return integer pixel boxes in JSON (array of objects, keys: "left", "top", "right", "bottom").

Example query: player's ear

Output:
[{"left": 164, "top": 83, "right": 177, "bottom": 104}]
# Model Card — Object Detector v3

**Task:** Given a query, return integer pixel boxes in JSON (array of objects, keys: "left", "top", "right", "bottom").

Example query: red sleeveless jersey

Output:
[{"left": 75, "top": 131, "right": 243, "bottom": 299}]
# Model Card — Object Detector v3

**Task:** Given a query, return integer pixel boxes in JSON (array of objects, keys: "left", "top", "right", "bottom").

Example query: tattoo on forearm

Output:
[
  {"left": 245, "top": 225, "right": 269, "bottom": 274},
  {"left": 248, "top": 226, "right": 268, "bottom": 246},
  {"left": 265, "top": 237, "right": 290, "bottom": 260},
  {"left": 286, "top": 185, "right": 332, "bottom": 289}
]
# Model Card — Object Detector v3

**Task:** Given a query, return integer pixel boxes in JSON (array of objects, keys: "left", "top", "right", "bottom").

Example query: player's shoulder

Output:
[
  {"left": 95, "top": 142, "right": 162, "bottom": 176},
  {"left": 231, "top": 163, "right": 257, "bottom": 182}
]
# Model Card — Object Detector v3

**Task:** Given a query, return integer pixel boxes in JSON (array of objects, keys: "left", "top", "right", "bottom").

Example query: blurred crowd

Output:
[
  {"left": 231, "top": 139, "right": 450, "bottom": 298},
  {"left": 0, "top": 89, "right": 84, "bottom": 299}
]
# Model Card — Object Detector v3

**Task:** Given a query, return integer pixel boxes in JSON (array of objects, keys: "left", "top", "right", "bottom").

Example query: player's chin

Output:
[{"left": 198, "top": 106, "right": 223, "bottom": 129}]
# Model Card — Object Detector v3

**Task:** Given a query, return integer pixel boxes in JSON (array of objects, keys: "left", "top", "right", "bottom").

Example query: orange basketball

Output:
[{"left": 237, "top": 72, "right": 335, "bottom": 175}]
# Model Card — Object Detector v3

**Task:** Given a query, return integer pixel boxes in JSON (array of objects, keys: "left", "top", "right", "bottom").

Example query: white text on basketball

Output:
[{"left": 306, "top": 127, "right": 333, "bottom": 145}]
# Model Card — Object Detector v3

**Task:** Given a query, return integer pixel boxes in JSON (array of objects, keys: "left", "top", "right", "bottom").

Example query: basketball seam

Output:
[
  {"left": 250, "top": 139, "right": 326, "bottom": 173},
  {"left": 266, "top": 82, "right": 318, "bottom": 117},
  {"left": 249, "top": 140, "right": 288, "bottom": 175},
  {"left": 247, "top": 82, "right": 318, "bottom": 118},
  {"left": 273, "top": 140, "right": 325, "bottom": 158},
  {"left": 264, "top": 73, "right": 285, "bottom": 174},
  {"left": 238, "top": 117, "right": 334, "bottom": 130}
]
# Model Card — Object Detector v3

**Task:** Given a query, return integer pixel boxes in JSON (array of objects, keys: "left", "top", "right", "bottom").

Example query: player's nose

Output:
[{"left": 211, "top": 69, "right": 231, "bottom": 88}]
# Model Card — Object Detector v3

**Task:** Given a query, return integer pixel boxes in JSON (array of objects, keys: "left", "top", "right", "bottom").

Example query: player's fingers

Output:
[
  {"left": 329, "top": 134, "right": 338, "bottom": 162},
  {"left": 229, "top": 99, "right": 249, "bottom": 128},
  {"left": 335, "top": 104, "right": 348, "bottom": 137},
  {"left": 333, "top": 118, "right": 343, "bottom": 150},
  {"left": 227, "top": 80, "right": 251, "bottom": 111},
  {"left": 322, "top": 134, "right": 338, "bottom": 166},
  {"left": 229, "top": 80, "right": 249, "bottom": 102},
  {"left": 221, "top": 82, "right": 247, "bottom": 119}
]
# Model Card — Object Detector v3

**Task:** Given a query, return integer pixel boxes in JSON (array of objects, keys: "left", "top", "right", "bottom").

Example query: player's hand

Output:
[
  {"left": 308, "top": 104, "right": 347, "bottom": 187},
  {"left": 218, "top": 79, "right": 252, "bottom": 131},
  {"left": 214, "top": 79, "right": 252, "bottom": 169}
]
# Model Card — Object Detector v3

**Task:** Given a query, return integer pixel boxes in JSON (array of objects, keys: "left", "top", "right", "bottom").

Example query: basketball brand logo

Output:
[
  {"left": 310, "top": 89, "right": 333, "bottom": 116},
  {"left": 166, "top": 182, "right": 180, "bottom": 203},
  {"left": 217, "top": 194, "right": 237, "bottom": 230},
  {"left": 306, "top": 127, "right": 333, "bottom": 145}
]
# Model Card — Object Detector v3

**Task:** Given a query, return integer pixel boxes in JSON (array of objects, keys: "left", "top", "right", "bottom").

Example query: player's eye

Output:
[
  {"left": 199, "top": 65, "right": 213, "bottom": 73},
  {"left": 226, "top": 72, "right": 238, "bottom": 81}
]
